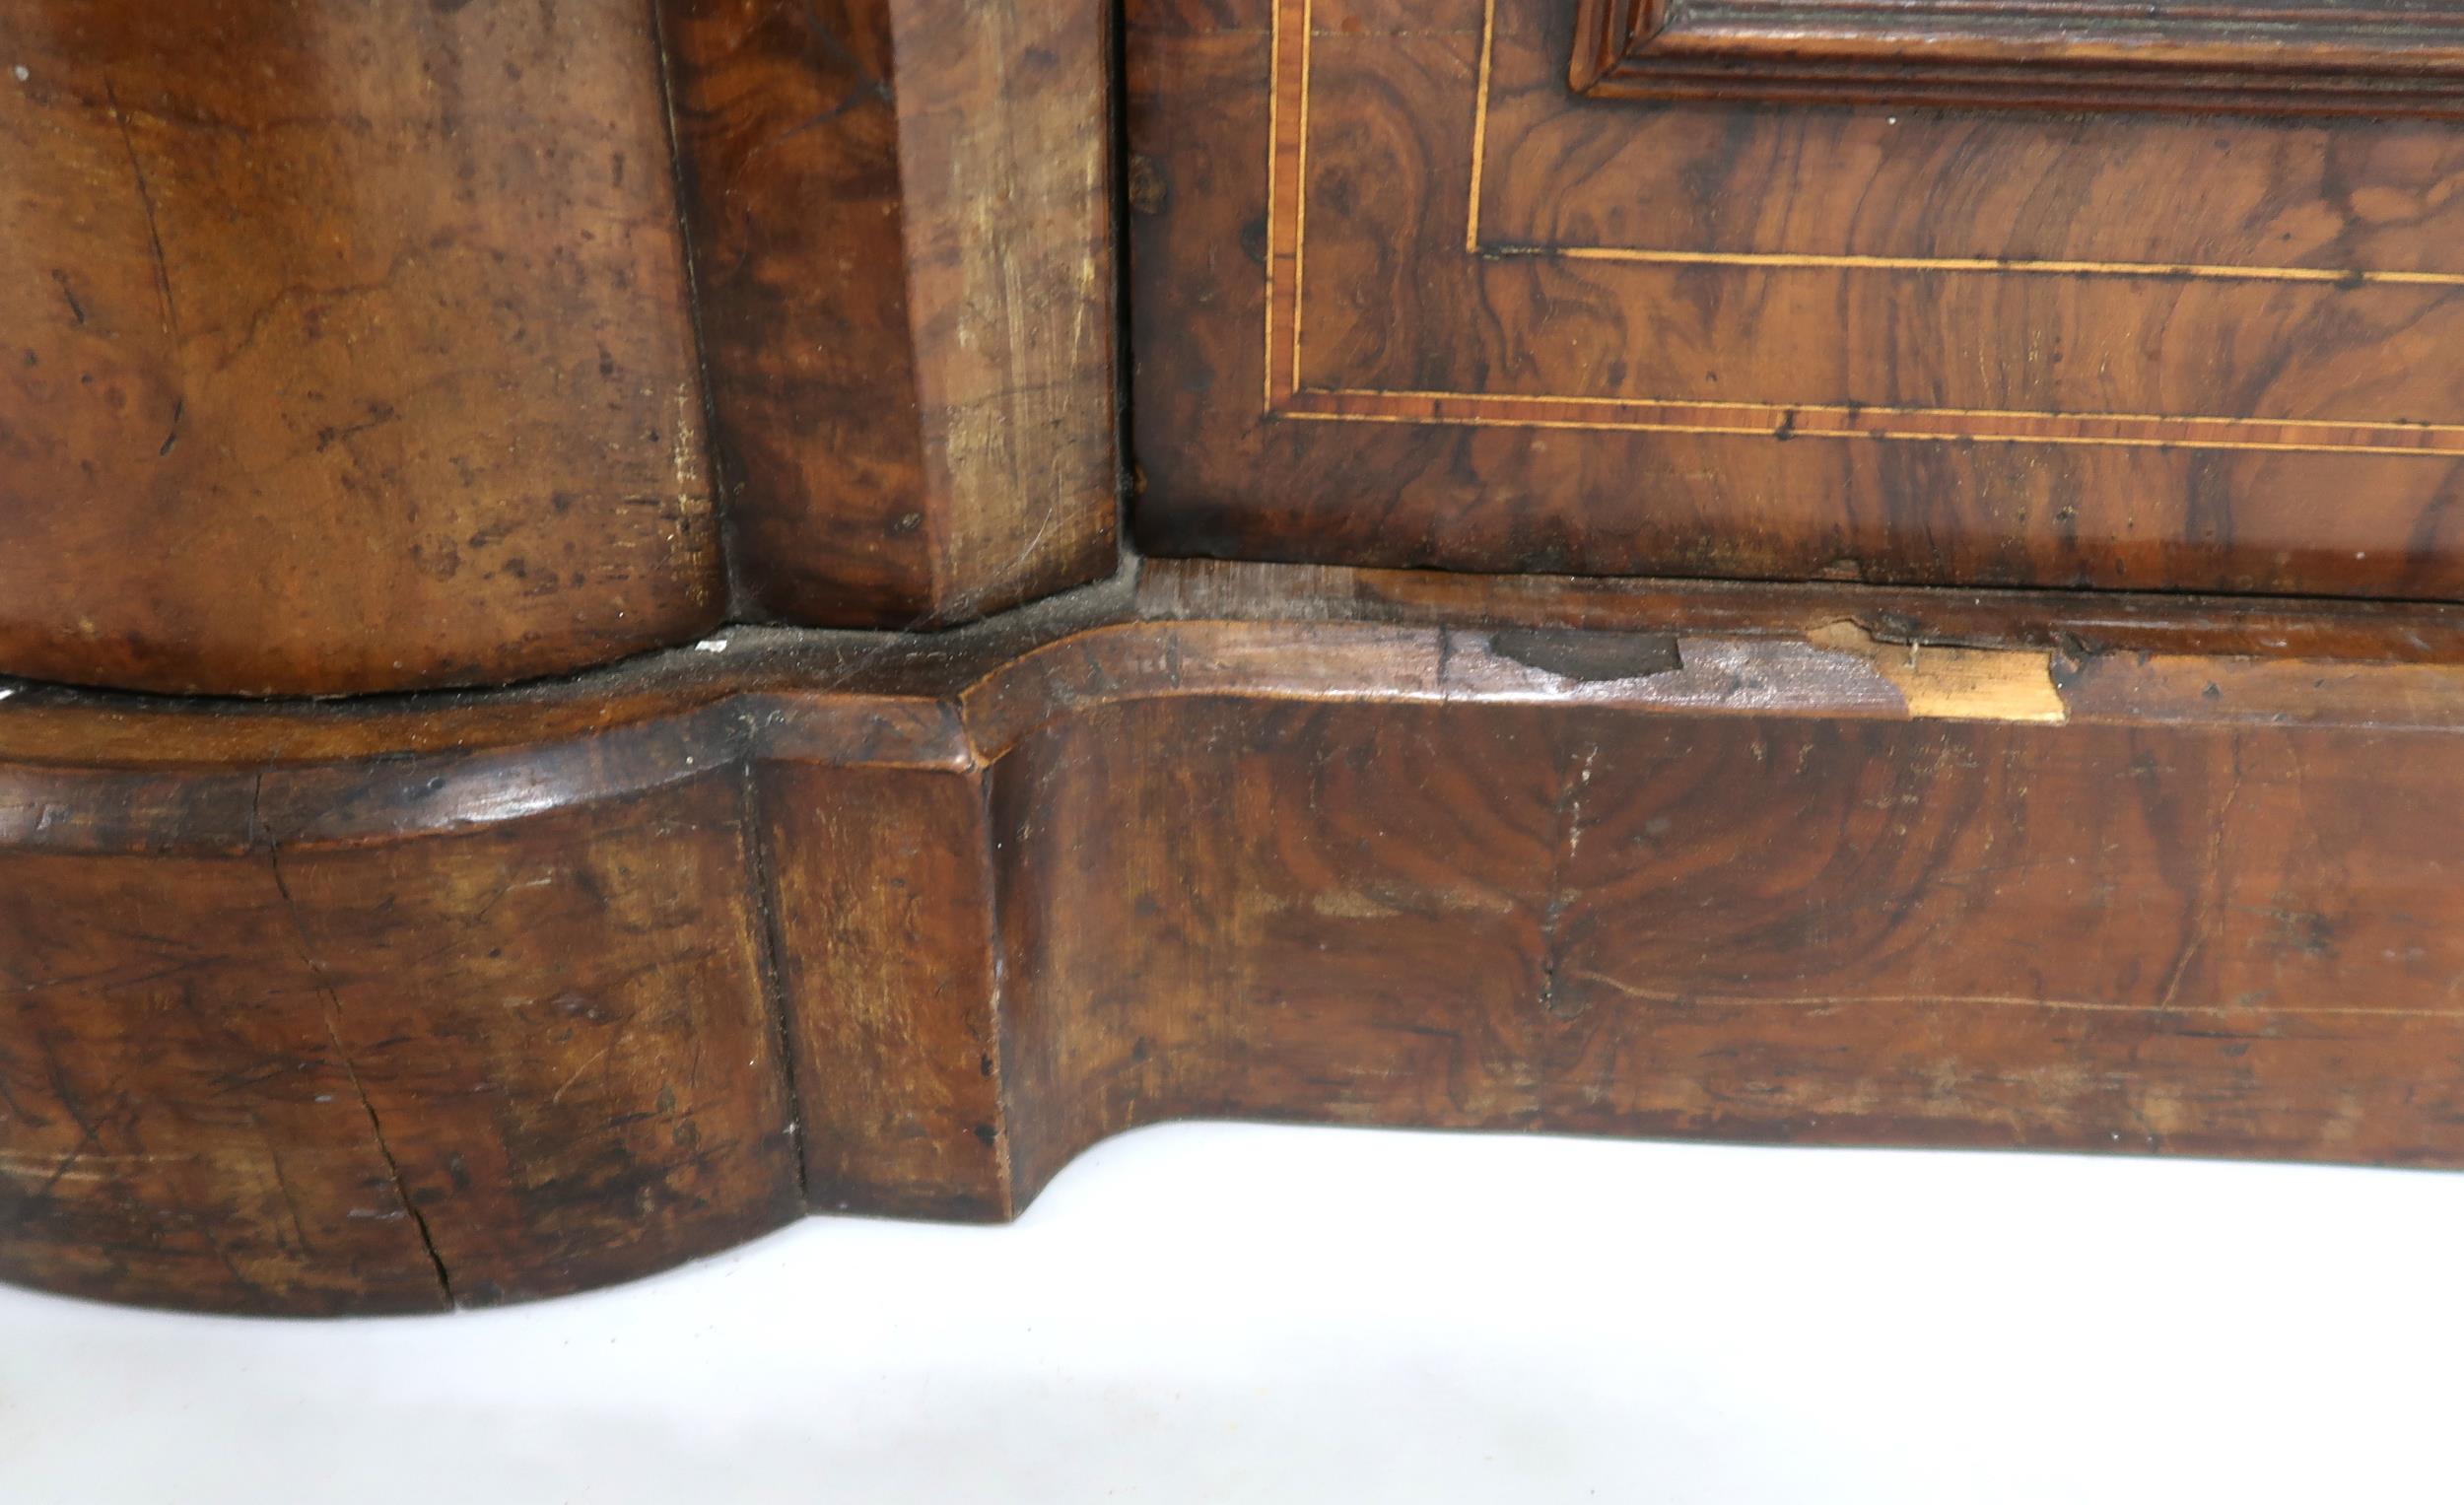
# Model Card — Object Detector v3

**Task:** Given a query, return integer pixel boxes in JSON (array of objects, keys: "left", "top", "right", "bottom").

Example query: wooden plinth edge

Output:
[{"left": 9, "top": 559, "right": 2464, "bottom": 1315}]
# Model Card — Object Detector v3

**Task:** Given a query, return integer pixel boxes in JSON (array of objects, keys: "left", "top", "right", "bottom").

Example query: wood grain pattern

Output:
[
  {"left": 16, "top": 562, "right": 2464, "bottom": 1313},
  {"left": 0, "top": 0, "right": 724, "bottom": 696},
  {"left": 660, "top": 0, "right": 1122, "bottom": 628},
  {"left": 1, "top": 759, "right": 800, "bottom": 1315},
  {"left": 761, "top": 762, "right": 1011, "bottom": 1220},
  {"left": 1575, "top": 0, "right": 2464, "bottom": 113},
  {"left": 0, "top": 0, "right": 1126, "bottom": 695},
  {"left": 1130, "top": 0, "right": 2464, "bottom": 598}
]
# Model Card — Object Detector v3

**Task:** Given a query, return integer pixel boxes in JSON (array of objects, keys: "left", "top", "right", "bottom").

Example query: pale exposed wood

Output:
[{"left": 1807, "top": 622, "right": 2067, "bottom": 724}]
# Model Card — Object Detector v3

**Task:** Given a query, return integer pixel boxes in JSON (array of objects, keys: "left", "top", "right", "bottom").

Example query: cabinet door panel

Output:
[{"left": 1129, "top": 0, "right": 2464, "bottom": 596}]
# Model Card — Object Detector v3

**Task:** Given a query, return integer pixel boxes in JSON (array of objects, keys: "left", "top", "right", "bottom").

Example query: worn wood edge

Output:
[
  {"left": 658, "top": 0, "right": 1123, "bottom": 631},
  {"left": 1136, "top": 558, "right": 2464, "bottom": 658},
  {"left": 14, "top": 561, "right": 2464, "bottom": 847},
  {"left": 890, "top": 0, "right": 1125, "bottom": 627}
]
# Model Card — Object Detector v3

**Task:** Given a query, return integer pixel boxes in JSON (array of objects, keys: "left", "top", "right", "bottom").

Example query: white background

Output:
[{"left": 6, "top": 1122, "right": 2460, "bottom": 1502}]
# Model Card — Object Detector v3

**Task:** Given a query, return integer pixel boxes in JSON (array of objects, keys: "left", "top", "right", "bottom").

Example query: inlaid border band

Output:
[{"left": 1265, "top": 0, "right": 2464, "bottom": 456}]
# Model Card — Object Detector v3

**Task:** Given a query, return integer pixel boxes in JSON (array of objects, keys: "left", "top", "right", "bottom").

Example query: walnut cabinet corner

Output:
[{"left": 9, "top": 0, "right": 2464, "bottom": 1314}]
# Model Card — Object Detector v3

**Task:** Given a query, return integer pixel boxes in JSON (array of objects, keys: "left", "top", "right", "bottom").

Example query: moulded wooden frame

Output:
[{"left": 1572, "top": 0, "right": 2464, "bottom": 114}]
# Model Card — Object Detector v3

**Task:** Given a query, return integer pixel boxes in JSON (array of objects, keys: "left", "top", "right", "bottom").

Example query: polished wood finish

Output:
[
  {"left": 15, "top": 560, "right": 2464, "bottom": 1314},
  {"left": 1575, "top": 0, "right": 2464, "bottom": 113},
  {"left": 0, "top": 754, "right": 800, "bottom": 1314},
  {"left": 660, "top": 0, "right": 1121, "bottom": 628},
  {"left": 1129, "top": 0, "right": 2464, "bottom": 597},
  {"left": 0, "top": 0, "right": 1120, "bottom": 697},
  {"left": 13, "top": 0, "right": 2464, "bottom": 1324},
  {"left": 0, "top": 0, "right": 725, "bottom": 696}
]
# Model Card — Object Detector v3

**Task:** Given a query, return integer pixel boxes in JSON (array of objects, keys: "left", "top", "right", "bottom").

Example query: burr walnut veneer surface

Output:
[{"left": 1130, "top": 0, "right": 2464, "bottom": 596}]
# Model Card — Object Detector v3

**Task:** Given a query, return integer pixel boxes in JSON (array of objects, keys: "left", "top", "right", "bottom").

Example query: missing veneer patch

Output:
[
  {"left": 1808, "top": 622, "right": 2067, "bottom": 723},
  {"left": 1488, "top": 629, "right": 1682, "bottom": 683}
]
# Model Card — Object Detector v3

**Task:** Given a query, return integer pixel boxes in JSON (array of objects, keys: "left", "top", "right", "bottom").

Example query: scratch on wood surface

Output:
[
  {"left": 1536, "top": 742, "right": 1598, "bottom": 1020},
  {"left": 1, "top": 1148, "right": 171, "bottom": 1184},
  {"left": 102, "top": 76, "right": 179, "bottom": 344},
  {"left": 672, "top": 383, "right": 708, "bottom": 518},
  {"left": 1567, "top": 972, "right": 2460, "bottom": 1020},
  {"left": 736, "top": 761, "right": 811, "bottom": 1205}
]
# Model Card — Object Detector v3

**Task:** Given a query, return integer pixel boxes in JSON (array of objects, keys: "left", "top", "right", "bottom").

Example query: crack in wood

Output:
[
  {"left": 736, "top": 755, "right": 811, "bottom": 1206},
  {"left": 257, "top": 773, "right": 454, "bottom": 1308}
]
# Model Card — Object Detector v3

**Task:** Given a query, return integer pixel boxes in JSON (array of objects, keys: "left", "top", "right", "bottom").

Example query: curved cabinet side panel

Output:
[
  {"left": 0, "top": 0, "right": 723, "bottom": 696},
  {"left": 0, "top": 760, "right": 800, "bottom": 1315}
]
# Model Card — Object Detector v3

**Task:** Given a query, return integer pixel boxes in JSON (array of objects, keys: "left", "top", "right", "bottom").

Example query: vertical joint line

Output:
[
  {"left": 737, "top": 757, "right": 811, "bottom": 1205},
  {"left": 1106, "top": 0, "right": 1136, "bottom": 547},
  {"left": 645, "top": 0, "right": 736, "bottom": 615},
  {"left": 1290, "top": 0, "right": 1314, "bottom": 399},
  {"left": 977, "top": 760, "right": 1020, "bottom": 1217}
]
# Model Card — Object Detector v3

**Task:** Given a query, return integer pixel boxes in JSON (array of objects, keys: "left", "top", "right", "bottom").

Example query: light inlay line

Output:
[{"left": 1519, "top": 242, "right": 2464, "bottom": 289}]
